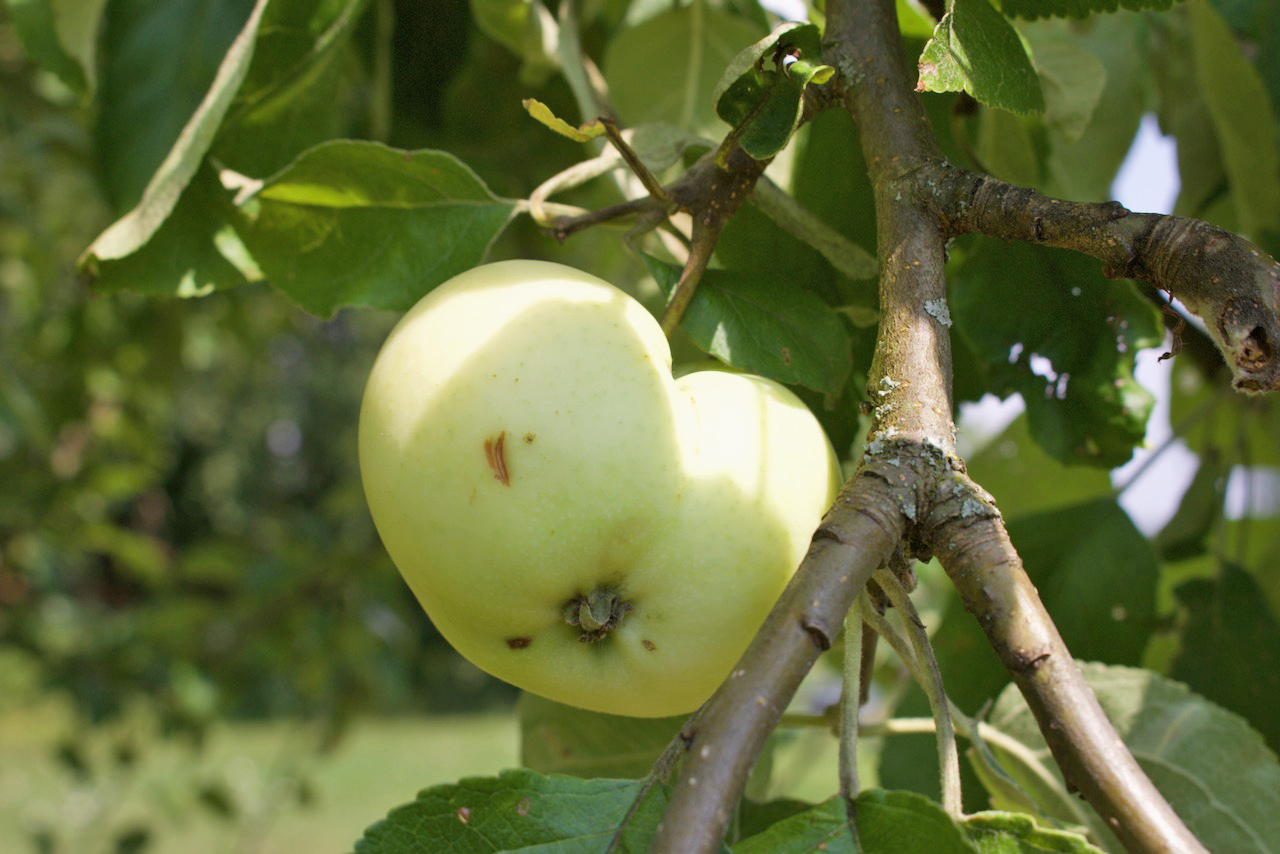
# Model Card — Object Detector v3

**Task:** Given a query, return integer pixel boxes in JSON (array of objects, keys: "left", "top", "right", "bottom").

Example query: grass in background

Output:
[{"left": 0, "top": 703, "right": 519, "bottom": 853}]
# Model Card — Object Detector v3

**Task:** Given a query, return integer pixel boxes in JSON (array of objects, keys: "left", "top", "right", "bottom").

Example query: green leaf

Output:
[
  {"left": 920, "top": 497, "right": 1155, "bottom": 721},
  {"left": 1169, "top": 358, "right": 1280, "bottom": 468},
  {"left": 354, "top": 769, "right": 672, "bottom": 853},
  {"left": 986, "top": 662, "right": 1280, "bottom": 853},
  {"left": 996, "top": 0, "right": 1177, "bottom": 17},
  {"left": 88, "top": 165, "right": 255, "bottom": 296},
  {"left": 239, "top": 141, "right": 517, "bottom": 315},
  {"left": 645, "top": 256, "right": 853, "bottom": 397},
  {"left": 1030, "top": 13, "right": 1148, "bottom": 202},
  {"left": 1025, "top": 28, "right": 1108, "bottom": 143},
  {"left": 963, "top": 811, "right": 1103, "bottom": 852},
  {"left": 1171, "top": 563, "right": 1280, "bottom": 755},
  {"left": 1153, "top": 452, "right": 1228, "bottom": 561},
  {"left": 1189, "top": 0, "right": 1280, "bottom": 238},
  {"left": 966, "top": 415, "right": 1112, "bottom": 517},
  {"left": 949, "top": 239, "right": 1160, "bottom": 467},
  {"left": 212, "top": 0, "right": 371, "bottom": 178},
  {"left": 518, "top": 693, "right": 683, "bottom": 779},
  {"left": 917, "top": 0, "right": 1045, "bottom": 115},
  {"left": 976, "top": 108, "right": 1040, "bottom": 187},
  {"left": 603, "top": 1, "right": 764, "bottom": 139},
  {"left": 81, "top": 0, "right": 268, "bottom": 264},
  {"left": 711, "top": 23, "right": 833, "bottom": 161},
  {"left": 469, "top": 0, "right": 558, "bottom": 81},
  {"left": 1006, "top": 499, "right": 1158, "bottom": 664},
  {"left": 733, "top": 790, "right": 978, "bottom": 853},
  {"left": 6, "top": 0, "right": 101, "bottom": 93}
]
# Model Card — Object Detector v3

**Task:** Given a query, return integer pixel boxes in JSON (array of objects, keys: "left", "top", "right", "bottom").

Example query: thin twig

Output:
[
  {"left": 839, "top": 603, "right": 863, "bottom": 802},
  {"left": 873, "top": 568, "right": 962, "bottom": 817}
]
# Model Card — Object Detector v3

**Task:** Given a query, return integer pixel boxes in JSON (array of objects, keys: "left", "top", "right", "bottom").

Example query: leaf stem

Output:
[{"left": 839, "top": 602, "right": 863, "bottom": 803}]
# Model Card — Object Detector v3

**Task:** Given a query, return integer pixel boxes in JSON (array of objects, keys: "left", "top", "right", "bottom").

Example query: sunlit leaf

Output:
[
  {"left": 603, "top": 2, "right": 764, "bottom": 138},
  {"left": 646, "top": 256, "right": 853, "bottom": 397},
  {"left": 240, "top": 141, "right": 517, "bottom": 314},
  {"left": 986, "top": 662, "right": 1280, "bottom": 853},
  {"left": 917, "top": 0, "right": 1044, "bottom": 115}
]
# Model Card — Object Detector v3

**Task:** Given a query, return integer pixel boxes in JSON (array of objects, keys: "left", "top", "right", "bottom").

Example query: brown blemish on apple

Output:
[
  {"left": 642, "top": 639, "right": 656, "bottom": 651},
  {"left": 506, "top": 636, "right": 532, "bottom": 649},
  {"left": 484, "top": 431, "right": 510, "bottom": 485},
  {"left": 524, "top": 432, "right": 535, "bottom": 444}
]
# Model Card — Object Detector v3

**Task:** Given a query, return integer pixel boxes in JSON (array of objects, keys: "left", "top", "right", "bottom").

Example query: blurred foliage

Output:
[{"left": 0, "top": 0, "right": 520, "bottom": 751}]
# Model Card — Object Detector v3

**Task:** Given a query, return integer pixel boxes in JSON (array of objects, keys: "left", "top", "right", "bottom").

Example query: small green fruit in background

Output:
[{"left": 359, "top": 260, "right": 840, "bottom": 717}]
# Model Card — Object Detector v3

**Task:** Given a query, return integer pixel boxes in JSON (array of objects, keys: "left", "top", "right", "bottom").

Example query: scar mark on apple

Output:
[
  {"left": 524, "top": 432, "right": 535, "bottom": 444},
  {"left": 641, "top": 639, "right": 657, "bottom": 651},
  {"left": 781, "top": 346, "right": 792, "bottom": 366},
  {"left": 484, "top": 431, "right": 510, "bottom": 485},
  {"left": 456, "top": 806, "right": 471, "bottom": 824},
  {"left": 506, "top": 636, "right": 532, "bottom": 649}
]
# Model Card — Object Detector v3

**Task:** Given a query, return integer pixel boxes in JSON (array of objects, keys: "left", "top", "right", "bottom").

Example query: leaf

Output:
[
  {"left": 949, "top": 239, "right": 1161, "bottom": 467},
  {"left": 711, "top": 23, "right": 834, "bottom": 161},
  {"left": 976, "top": 108, "right": 1040, "bottom": 187},
  {"left": 733, "top": 790, "right": 978, "bottom": 853},
  {"left": 1168, "top": 358, "right": 1280, "bottom": 468},
  {"left": 917, "top": 0, "right": 1045, "bottom": 115},
  {"left": 353, "top": 769, "right": 674, "bottom": 853},
  {"left": 966, "top": 415, "right": 1112, "bottom": 517},
  {"left": 996, "top": 0, "right": 1179, "bottom": 19},
  {"left": 645, "top": 256, "right": 853, "bottom": 397},
  {"left": 1153, "top": 452, "right": 1228, "bottom": 560},
  {"left": 212, "top": 0, "right": 371, "bottom": 178},
  {"left": 6, "top": 0, "right": 99, "bottom": 93},
  {"left": 986, "top": 662, "right": 1280, "bottom": 853},
  {"left": 1035, "top": 13, "right": 1149, "bottom": 202},
  {"left": 963, "top": 811, "right": 1104, "bottom": 853},
  {"left": 603, "top": 1, "right": 764, "bottom": 139},
  {"left": 1171, "top": 563, "right": 1280, "bottom": 755},
  {"left": 918, "top": 495, "right": 1157, "bottom": 767},
  {"left": 469, "top": 0, "right": 558, "bottom": 81},
  {"left": 81, "top": 0, "right": 269, "bottom": 265},
  {"left": 1188, "top": 0, "right": 1280, "bottom": 238},
  {"left": 522, "top": 98, "right": 606, "bottom": 142},
  {"left": 1025, "top": 29, "right": 1108, "bottom": 143},
  {"left": 518, "top": 693, "right": 683, "bottom": 779},
  {"left": 239, "top": 141, "right": 518, "bottom": 315},
  {"left": 89, "top": 166, "right": 255, "bottom": 296},
  {"left": 1005, "top": 499, "right": 1158, "bottom": 665}
]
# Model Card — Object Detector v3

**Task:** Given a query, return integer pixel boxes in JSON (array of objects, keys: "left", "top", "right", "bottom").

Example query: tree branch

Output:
[
  {"left": 925, "top": 475, "right": 1208, "bottom": 853},
  {"left": 649, "top": 465, "right": 909, "bottom": 853},
  {"left": 824, "top": 0, "right": 1210, "bottom": 851},
  {"left": 917, "top": 169, "right": 1280, "bottom": 394}
]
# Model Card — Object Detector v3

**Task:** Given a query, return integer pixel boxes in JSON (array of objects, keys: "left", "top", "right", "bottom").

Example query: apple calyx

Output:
[{"left": 563, "top": 588, "right": 632, "bottom": 643}]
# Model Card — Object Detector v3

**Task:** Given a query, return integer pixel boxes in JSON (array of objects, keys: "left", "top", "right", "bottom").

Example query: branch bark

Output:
[
  {"left": 820, "top": 1, "right": 1211, "bottom": 850},
  {"left": 925, "top": 476, "right": 1208, "bottom": 852},
  {"left": 649, "top": 464, "right": 907, "bottom": 852},
  {"left": 917, "top": 170, "right": 1280, "bottom": 393}
]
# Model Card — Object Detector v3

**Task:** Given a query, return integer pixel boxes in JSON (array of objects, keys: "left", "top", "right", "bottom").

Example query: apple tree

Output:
[{"left": 7, "top": 0, "right": 1280, "bottom": 851}]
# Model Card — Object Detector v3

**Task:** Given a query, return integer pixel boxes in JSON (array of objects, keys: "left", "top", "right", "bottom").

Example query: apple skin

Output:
[{"left": 359, "top": 260, "right": 841, "bottom": 717}]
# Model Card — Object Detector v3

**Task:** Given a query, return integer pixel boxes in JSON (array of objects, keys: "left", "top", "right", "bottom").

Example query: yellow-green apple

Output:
[{"left": 358, "top": 260, "right": 840, "bottom": 717}]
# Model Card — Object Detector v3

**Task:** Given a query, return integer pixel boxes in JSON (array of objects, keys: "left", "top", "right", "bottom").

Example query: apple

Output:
[{"left": 358, "top": 260, "right": 841, "bottom": 717}]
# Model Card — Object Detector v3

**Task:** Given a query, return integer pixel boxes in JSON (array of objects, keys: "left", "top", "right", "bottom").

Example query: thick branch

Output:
[
  {"left": 826, "top": 0, "right": 954, "bottom": 453},
  {"left": 825, "top": 1, "right": 1210, "bottom": 851},
  {"left": 650, "top": 466, "right": 908, "bottom": 853},
  {"left": 926, "top": 477, "right": 1209, "bottom": 854},
  {"left": 920, "top": 168, "right": 1280, "bottom": 394}
]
